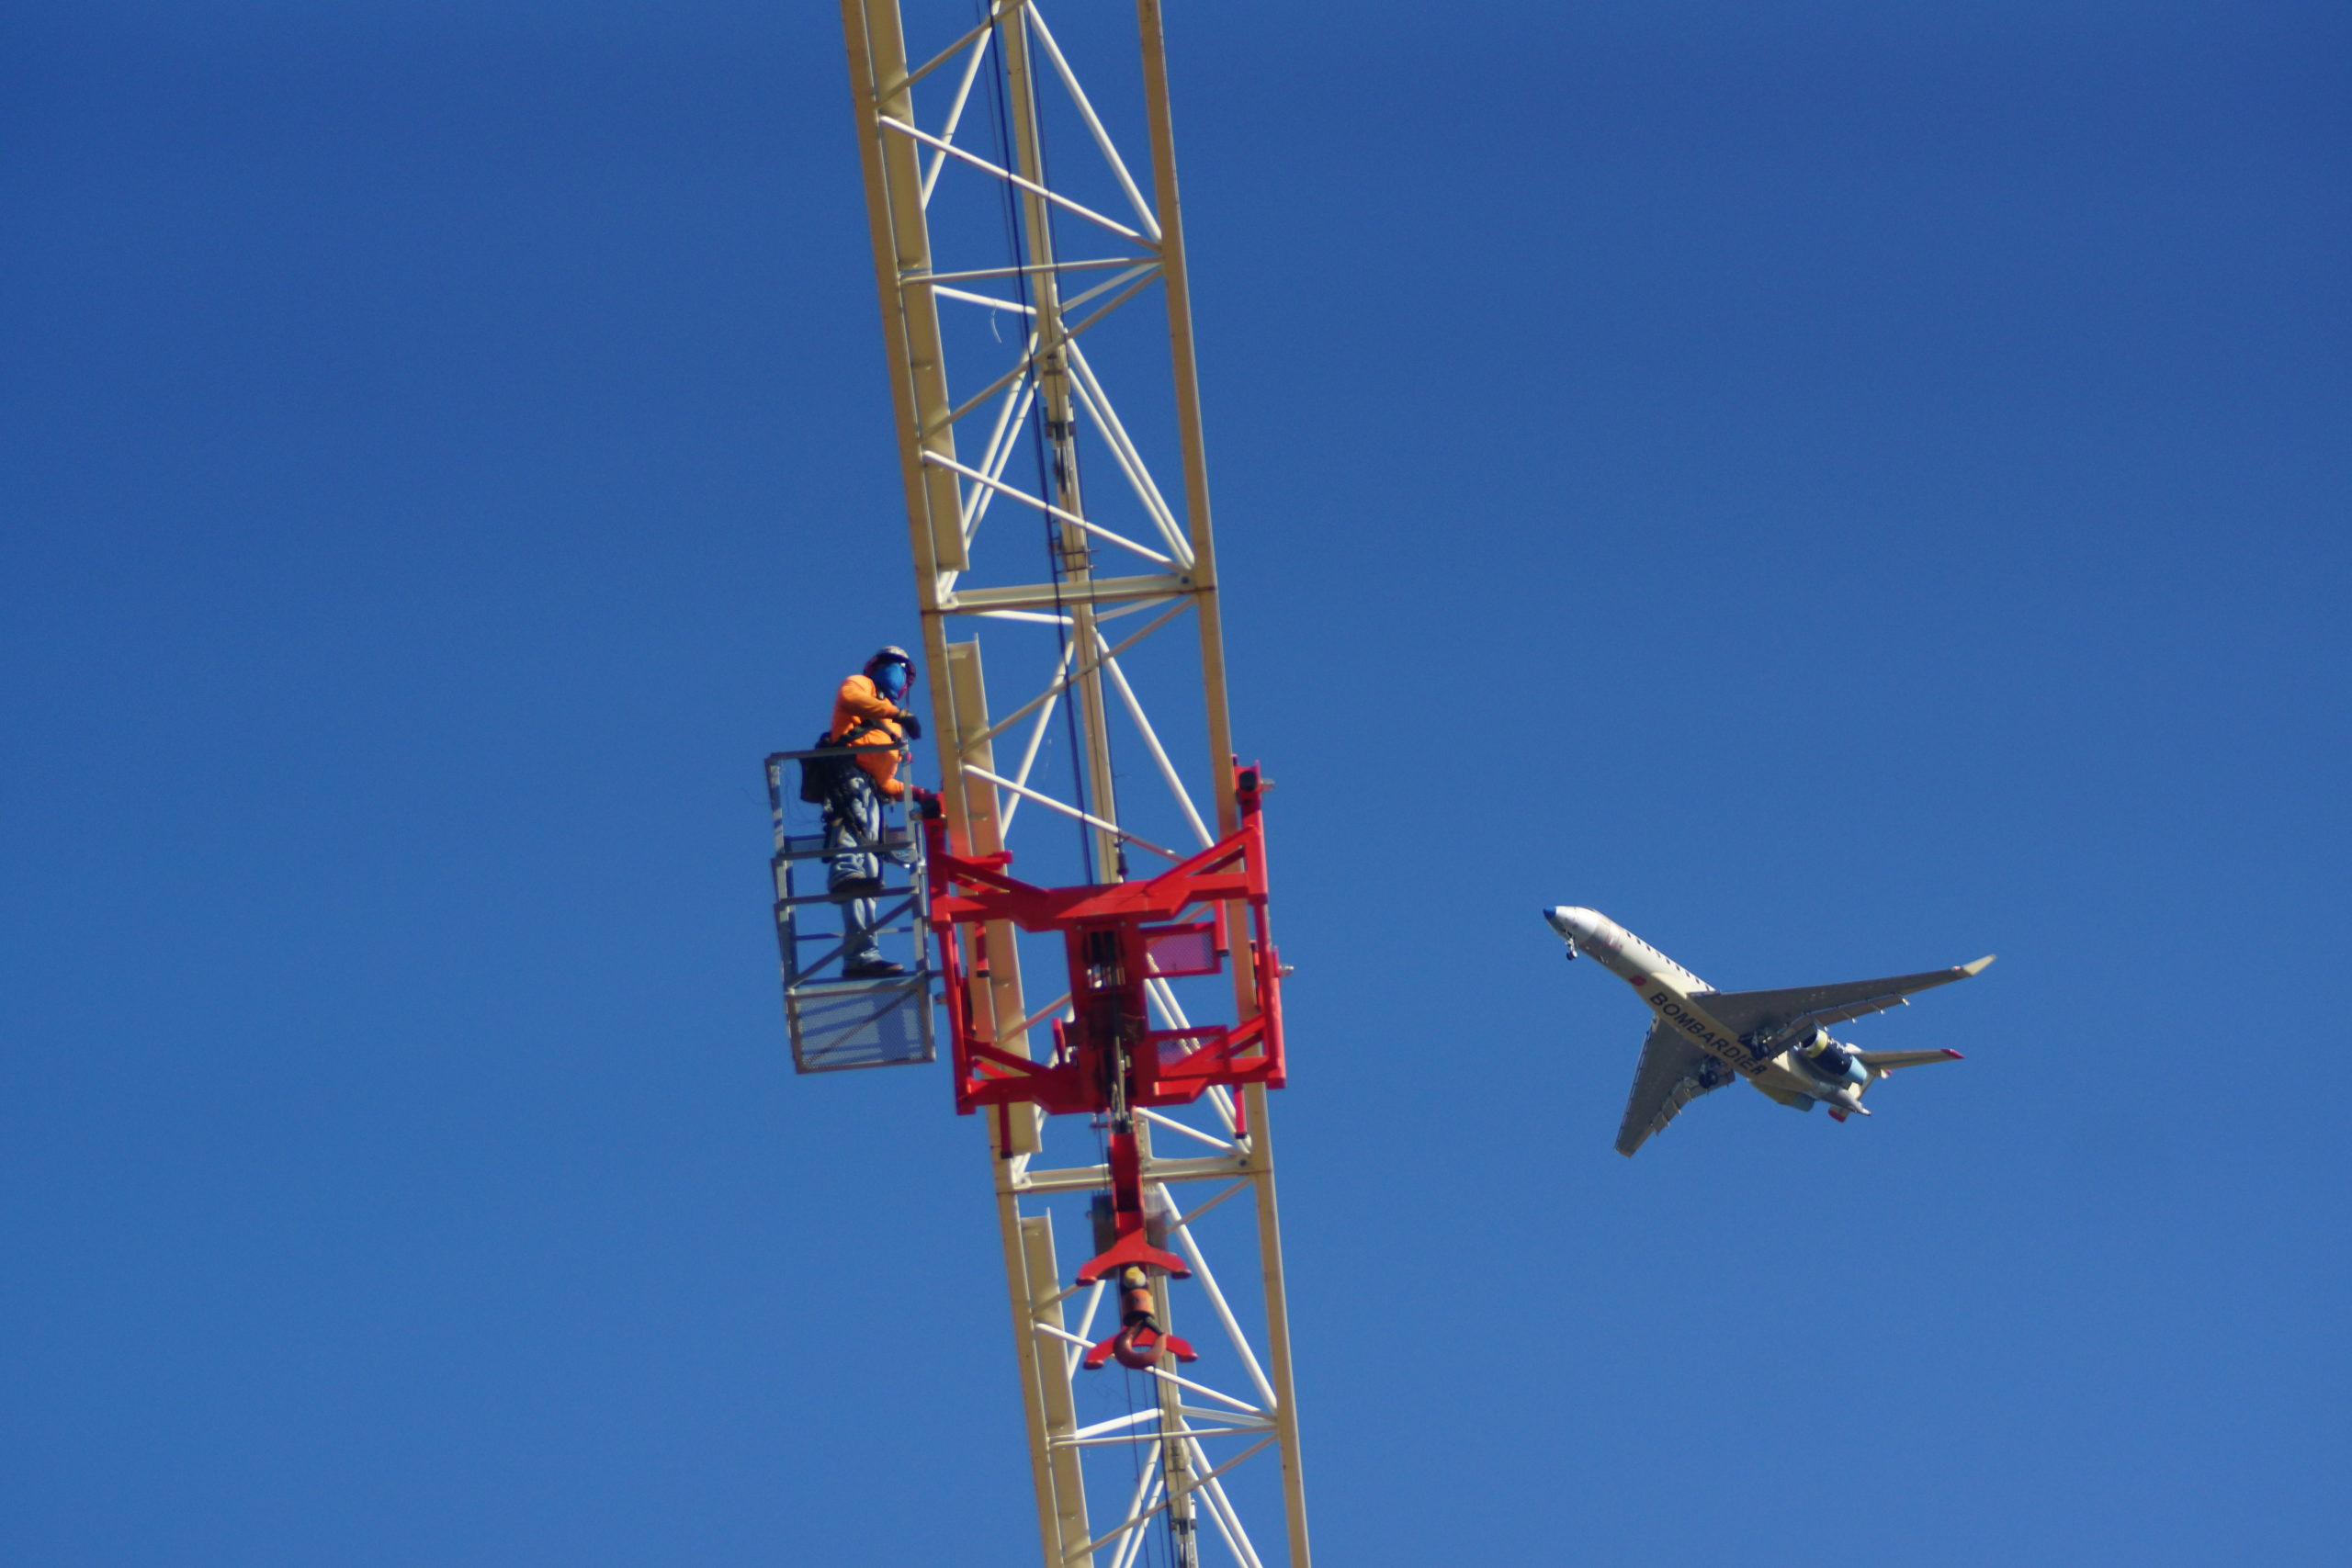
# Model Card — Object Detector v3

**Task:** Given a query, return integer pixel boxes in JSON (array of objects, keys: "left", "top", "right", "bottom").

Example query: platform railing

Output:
[{"left": 763, "top": 744, "right": 936, "bottom": 1072}]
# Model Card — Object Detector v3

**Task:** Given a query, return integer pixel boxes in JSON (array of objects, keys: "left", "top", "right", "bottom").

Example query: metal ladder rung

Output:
[{"left": 775, "top": 887, "right": 920, "bottom": 909}]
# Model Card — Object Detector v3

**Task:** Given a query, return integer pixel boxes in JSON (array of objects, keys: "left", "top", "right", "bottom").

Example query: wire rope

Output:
[
  {"left": 975, "top": 0, "right": 1134, "bottom": 890},
  {"left": 967, "top": 15, "right": 1184, "bottom": 1562}
]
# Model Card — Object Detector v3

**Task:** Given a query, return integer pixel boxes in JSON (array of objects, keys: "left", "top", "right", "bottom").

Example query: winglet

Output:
[
  {"left": 1942, "top": 1048, "right": 1964, "bottom": 1060},
  {"left": 1959, "top": 954, "right": 1996, "bottom": 976}
]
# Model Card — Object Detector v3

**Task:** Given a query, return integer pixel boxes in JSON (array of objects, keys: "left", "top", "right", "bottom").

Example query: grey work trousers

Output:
[{"left": 823, "top": 773, "right": 888, "bottom": 968}]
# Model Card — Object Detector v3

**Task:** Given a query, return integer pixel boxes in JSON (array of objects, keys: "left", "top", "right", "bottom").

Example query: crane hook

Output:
[{"left": 1081, "top": 1265, "right": 1199, "bottom": 1371}]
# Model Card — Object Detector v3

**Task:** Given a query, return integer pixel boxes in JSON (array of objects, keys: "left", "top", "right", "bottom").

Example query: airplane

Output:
[{"left": 1543, "top": 906, "right": 1994, "bottom": 1156}]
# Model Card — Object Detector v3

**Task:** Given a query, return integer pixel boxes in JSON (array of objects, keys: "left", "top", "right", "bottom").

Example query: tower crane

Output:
[{"left": 765, "top": 5, "right": 1311, "bottom": 1565}]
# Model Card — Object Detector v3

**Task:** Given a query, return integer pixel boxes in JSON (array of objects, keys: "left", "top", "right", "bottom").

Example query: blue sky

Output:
[{"left": 5, "top": 3, "right": 2346, "bottom": 1564}]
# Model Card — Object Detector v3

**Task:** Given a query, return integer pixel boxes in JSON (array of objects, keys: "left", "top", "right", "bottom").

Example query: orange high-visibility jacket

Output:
[{"left": 829, "top": 673, "right": 910, "bottom": 798}]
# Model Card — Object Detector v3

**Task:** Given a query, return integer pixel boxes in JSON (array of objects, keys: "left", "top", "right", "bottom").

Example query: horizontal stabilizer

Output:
[{"left": 1854, "top": 1048, "right": 1965, "bottom": 1073}]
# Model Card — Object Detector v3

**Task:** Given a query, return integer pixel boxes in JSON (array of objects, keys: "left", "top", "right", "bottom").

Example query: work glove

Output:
[{"left": 896, "top": 708, "right": 923, "bottom": 740}]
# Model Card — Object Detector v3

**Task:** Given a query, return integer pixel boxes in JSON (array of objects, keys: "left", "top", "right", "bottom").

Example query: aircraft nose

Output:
[{"left": 1544, "top": 906, "right": 1616, "bottom": 946}]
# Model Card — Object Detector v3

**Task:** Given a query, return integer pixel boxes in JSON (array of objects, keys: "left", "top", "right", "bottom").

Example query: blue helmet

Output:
[{"left": 866, "top": 645, "right": 915, "bottom": 697}]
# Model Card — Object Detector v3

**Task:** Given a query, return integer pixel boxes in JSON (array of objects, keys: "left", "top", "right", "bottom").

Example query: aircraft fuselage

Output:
[{"left": 1544, "top": 907, "right": 1866, "bottom": 1113}]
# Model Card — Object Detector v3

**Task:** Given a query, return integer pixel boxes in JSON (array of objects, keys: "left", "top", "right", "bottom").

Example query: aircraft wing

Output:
[
  {"left": 1616, "top": 1018, "right": 1733, "bottom": 1157},
  {"left": 1699, "top": 956, "right": 1994, "bottom": 1043}
]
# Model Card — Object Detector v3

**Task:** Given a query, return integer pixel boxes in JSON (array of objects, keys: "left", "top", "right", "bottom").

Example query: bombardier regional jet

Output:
[{"left": 1544, "top": 907, "right": 1994, "bottom": 1156}]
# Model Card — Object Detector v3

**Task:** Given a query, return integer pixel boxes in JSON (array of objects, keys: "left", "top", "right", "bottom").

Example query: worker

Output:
[{"left": 823, "top": 645, "right": 923, "bottom": 979}]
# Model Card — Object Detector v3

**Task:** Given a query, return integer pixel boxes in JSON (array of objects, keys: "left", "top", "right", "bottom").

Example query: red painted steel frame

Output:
[{"left": 922, "top": 766, "right": 1285, "bottom": 1123}]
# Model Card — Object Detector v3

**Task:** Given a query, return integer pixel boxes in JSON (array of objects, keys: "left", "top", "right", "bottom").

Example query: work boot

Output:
[{"left": 842, "top": 958, "right": 907, "bottom": 980}]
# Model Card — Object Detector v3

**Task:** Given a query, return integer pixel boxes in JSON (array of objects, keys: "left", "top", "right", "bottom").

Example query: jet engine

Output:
[{"left": 1794, "top": 1028, "right": 1865, "bottom": 1085}]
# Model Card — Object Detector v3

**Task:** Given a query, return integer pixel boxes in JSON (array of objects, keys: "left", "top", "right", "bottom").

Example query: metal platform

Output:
[{"left": 765, "top": 748, "right": 936, "bottom": 1073}]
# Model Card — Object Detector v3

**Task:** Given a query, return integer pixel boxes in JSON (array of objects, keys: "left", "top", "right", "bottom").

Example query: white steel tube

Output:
[
  {"left": 1091, "top": 596, "right": 1180, "bottom": 622},
  {"left": 1106, "top": 1480, "right": 1161, "bottom": 1568},
  {"left": 931, "top": 283, "right": 1037, "bottom": 315},
  {"left": 961, "top": 370, "right": 1035, "bottom": 544},
  {"left": 1170, "top": 1195, "right": 1280, "bottom": 1411},
  {"left": 1179, "top": 1438, "right": 1251, "bottom": 1568},
  {"left": 1066, "top": 341, "right": 1191, "bottom": 565},
  {"left": 922, "top": 452, "right": 1173, "bottom": 566},
  {"left": 1009, "top": 990, "right": 1071, "bottom": 1043},
  {"left": 1095, "top": 637, "right": 1213, "bottom": 847},
  {"left": 922, "top": 266, "right": 1153, "bottom": 439},
  {"left": 1056, "top": 262, "right": 1159, "bottom": 315},
  {"left": 1136, "top": 1108, "right": 1237, "bottom": 1154},
  {"left": 1066, "top": 370, "right": 1183, "bottom": 562},
  {"left": 895, "top": 3, "right": 1007, "bottom": 95},
  {"left": 1023, "top": 5, "right": 1162, "bottom": 242},
  {"left": 914, "top": 255, "right": 1152, "bottom": 284},
  {"left": 966, "top": 599, "right": 1190, "bottom": 750},
  {"left": 880, "top": 117, "right": 1148, "bottom": 243},
  {"left": 995, "top": 643, "right": 1069, "bottom": 838},
  {"left": 974, "top": 609, "right": 1072, "bottom": 625},
  {"left": 1082, "top": 1436, "right": 1274, "bottom": 1563},
  {"left": 1031, "top": 1325, "right": 1262, "bottom": 1416},
  {"left": 1145, "top": 977, "right": 1237, "bottom": 1134},
  {"left": 1055, "top": 1427, "right": 1260, "bottom": 1449},
  {"left": 1016, "top": 1154, "right": 1247, "bottom": 1195},
  {"left": 1062, "top": 1276, "right": 1106, "bottom": 1381},
  {"left": 960, "top": 391, "right": 1038, "bottom": 551},
  {"left": 1177, "top": 1404, "right": 1268, "bottom": 1428},
  {"left": 917, "top": 28, "right": 994, "bottom": 204},
  {"left": 1161, "top": 1177, "right": 1250, "bottom": 1230},
  {"left": 929, "top": 353, "right": 1033, "bottom": 439},
  {"left": 1187, "top": 1437, "right": 1268, "bottom": 1568},
  {"left": 1100, "top": 1446, "right": 1162, "bottom": 1568},
  {"left": 964, "top": 766, "right": 1181, "bottom": 861},
  {"left": 1140, "top": 1363, "right": 1264, "bottom": 1417},
  {"left": 1069, "top": 1408, "right": 1162, "bottom": 1443}
]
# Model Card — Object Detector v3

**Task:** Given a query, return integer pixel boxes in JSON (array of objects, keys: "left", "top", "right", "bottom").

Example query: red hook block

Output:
[
  {"left": 1081, "top": 1265, "right": 1198, "bottom": 1371},
  {"left": 1073, "top": 1128, "right": 1189, "bottom": 1283}
]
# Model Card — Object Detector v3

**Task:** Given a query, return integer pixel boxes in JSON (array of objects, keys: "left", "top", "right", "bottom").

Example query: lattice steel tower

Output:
[{"left": 789, "top": 4, "right": 1313, "bottom": 1565}]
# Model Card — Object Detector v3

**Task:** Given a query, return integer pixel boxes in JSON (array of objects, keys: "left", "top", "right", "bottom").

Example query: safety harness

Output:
[{"left": 797, "top": 716, "right": 889, "bottom": 811}]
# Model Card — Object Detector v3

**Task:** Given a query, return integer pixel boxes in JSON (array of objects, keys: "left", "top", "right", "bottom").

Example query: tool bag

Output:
[{"left": 797, "top": 719, "right": 882, "bottom": 807}]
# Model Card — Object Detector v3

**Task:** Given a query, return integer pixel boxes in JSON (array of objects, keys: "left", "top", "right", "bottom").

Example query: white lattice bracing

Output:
[{"left": 837, "top": 4, "right": 1309, "bottom": 1566}]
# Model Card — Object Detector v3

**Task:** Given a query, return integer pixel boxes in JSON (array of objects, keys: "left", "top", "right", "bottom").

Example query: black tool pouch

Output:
[
  {"left": 798, "top": 720, "right": 882, "bottom": 807},
  {"left": 798, "top": 730, "right": 850, "bottom": 806}
]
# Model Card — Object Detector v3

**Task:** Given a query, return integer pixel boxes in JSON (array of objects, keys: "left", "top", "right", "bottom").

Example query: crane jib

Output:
[{"left": 823, "top": 2, "right": 1316, "bottom": 1564}]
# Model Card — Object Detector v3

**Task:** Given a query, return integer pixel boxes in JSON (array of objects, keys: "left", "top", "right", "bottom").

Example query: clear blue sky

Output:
[{"left": 6, "top": 3, "right": 2346, "bottom": 1564}]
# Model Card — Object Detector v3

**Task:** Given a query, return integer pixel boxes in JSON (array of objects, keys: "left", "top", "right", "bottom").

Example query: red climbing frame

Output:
[
  {"left": 921, "top": 763, "right": 1285, "bottom": 1126},
  {"left": 922, "top": 765, "right": 1285, "bottom": 1364}
]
